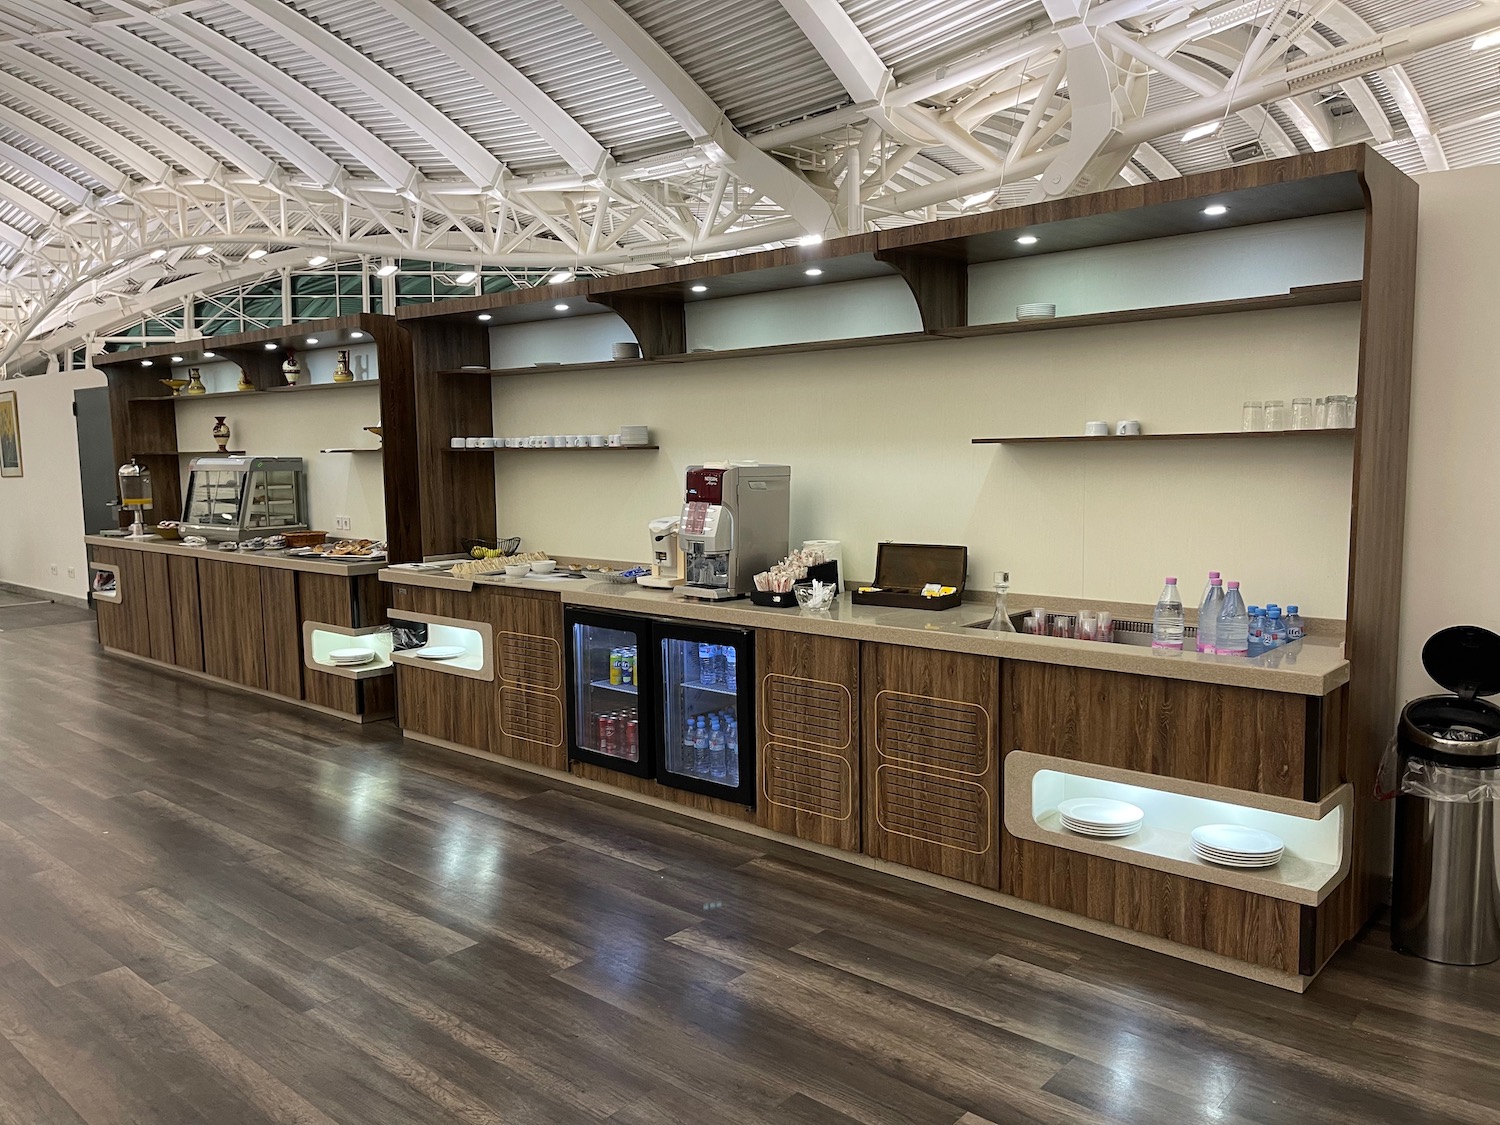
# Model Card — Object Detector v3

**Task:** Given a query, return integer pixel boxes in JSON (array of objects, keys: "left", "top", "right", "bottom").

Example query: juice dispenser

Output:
[
  {"left": 117, "top": 458, "right": 153, "bottom": 538},
  {"left": 678, "top": 464, "right": 790, "bottom": 601}
]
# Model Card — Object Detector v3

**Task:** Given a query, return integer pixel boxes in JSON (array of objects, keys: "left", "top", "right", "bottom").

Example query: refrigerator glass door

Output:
[
  {"left": 658, "top": 627, "right": 754, "bottom": 805},
  {"left": 568, "top": 614, "right": 649, "bottom": 775}
]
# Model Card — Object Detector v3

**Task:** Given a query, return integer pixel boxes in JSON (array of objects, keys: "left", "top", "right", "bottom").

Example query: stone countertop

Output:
[
  {"left": 378, "top": 567, "right": 1349, "bottom": 696},
  {"left": 85, "top": 534, "right": 388, "bottom": 577}
]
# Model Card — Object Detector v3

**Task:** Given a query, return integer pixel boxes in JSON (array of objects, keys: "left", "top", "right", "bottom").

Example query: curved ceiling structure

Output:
[{"left": 1, "top": 0, "right": 1497, "bottom": 371}]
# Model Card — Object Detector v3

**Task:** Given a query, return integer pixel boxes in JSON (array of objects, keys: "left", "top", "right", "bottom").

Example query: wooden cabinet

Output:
[
  {"left": 389, "top": 585, "right": 495, "bottom": 752},
  {"left": 1003, "top": 661, "right": 1326, "bottom": 801},
  {"left": 861, "top": 643, "right": 1000, "bottom": 888},
  {"left": 755, "top": 630, "right": 860, "bottom": 851},
  {"left": 90, "top": 546, "right": 154, "bottom": 658},
  {"left": 140, "top": 551, "right": 175, "bottom": 663},
  {"left": 166, "top": 556, "right": 203, "bottom": 671},
  {"left": 493, "top": 589, "right": 566, "bottom": 770},
  {"left": 197, "top": 559, "right": 266, "bottom": 690},
  {"left": 260, "top": 568, "right": 303, "bottom": 700}
]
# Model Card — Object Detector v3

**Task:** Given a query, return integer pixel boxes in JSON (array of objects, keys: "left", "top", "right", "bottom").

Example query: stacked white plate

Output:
[
  {"left": 1057, "top": 797, "right": 1144, "bottom": 838},
  {"left": 327, "top": 647, "right": 375, "bottom": 667},
  {"left": 619, "top": 425, "right": 650, "bottom": 446},
  {"left": 612, "top": 341, "right": 642, "bottom": 360},
  {"left": 1017, "top": 302, "right": 1057, "bottom": 321},
  {"left": 411, "top": 645, "right": 466, "bottom": 661},
  {"left": 1191, "top": 824, "right": 1284, "bottom": 868}
]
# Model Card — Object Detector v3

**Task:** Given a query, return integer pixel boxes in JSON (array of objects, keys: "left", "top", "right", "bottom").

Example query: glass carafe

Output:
[{"left": 988, "top": 571, "right": 1017, "bottom": 632}]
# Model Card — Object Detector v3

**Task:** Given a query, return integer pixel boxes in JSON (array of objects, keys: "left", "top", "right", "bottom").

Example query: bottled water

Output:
[
  {"left": 679, "top": 715, "right": 697, "bottom": 773},
  {"left": 726, "top": 720, "right": 739, "bottom": 786},
  {"left": 713, "top": 645, "right": 728, "bottom": 685},
  {"left": 708, "top": 718, "right": 727, "bottom": 780},
  {"left": 1215, "top": 581, "right": 1250, "bottom": 656},
  {"left": 1285, "top": 605, "right": 1305, "bottom": 641},
  {"left": 1246, "top": 607, "right": 1265, "bottom": 656},
  {"left": 693, "top": 716, "right": 710, "bottom": 773},
  {"left": 726, "top": 648, "right": 737, "bottom": 690},
  {"left": 1265, "top": 606, "right": 1286, "bottom": 649},
  {"left": 1197, "top": 575, "right": 1224, "bottom": 654},
  {"left": 698, "top": 642, "right": 716, "bottom": 685},
  {"left": 1151, "top": 577, "right": 1185, "bottom": 651}
]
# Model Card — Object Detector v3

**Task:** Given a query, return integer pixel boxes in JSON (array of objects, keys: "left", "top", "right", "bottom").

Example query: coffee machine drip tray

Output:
[{"left": 681, "top": 585, "right": 745, "bottom": 601}]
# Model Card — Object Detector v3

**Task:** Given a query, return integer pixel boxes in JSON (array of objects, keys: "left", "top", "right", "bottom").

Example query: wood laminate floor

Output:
[{"left": 0, "top": 618, "right": 1496, "bottom": 1125}]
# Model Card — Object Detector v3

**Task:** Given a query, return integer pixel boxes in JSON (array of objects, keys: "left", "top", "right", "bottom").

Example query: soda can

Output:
[
  {"left": 609, "top": 650, "right": 622, "bottom": 685},
  {"left": 622, "top": 650, "right": 633, "bottom": 686},
  {"left": 597, "top": 712, "right": 610, "bottom": 751}
]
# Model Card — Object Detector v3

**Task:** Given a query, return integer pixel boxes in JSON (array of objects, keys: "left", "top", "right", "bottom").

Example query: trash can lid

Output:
[
  {"left": 1422, "top": 625, "right": 1500, "bottom": 701},
  {"left": 1402, "top": 695, "right": 1500, "bottom": 759}
]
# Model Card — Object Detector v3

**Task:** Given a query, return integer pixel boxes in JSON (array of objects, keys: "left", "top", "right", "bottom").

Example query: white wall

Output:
[
  {"left": 0, "top": 367, "right": 106, "bottom": 599},
  {"left": 1397, "top": 165, "right": 1500, "bottom": 709}
]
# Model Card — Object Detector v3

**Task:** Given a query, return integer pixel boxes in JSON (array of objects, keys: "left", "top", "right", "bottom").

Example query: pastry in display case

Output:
[{"left": 179, "top": 455, "right": 310, "bottom": 542}]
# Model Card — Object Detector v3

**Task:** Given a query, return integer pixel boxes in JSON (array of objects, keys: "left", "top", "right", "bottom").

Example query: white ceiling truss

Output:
[{"left": 0, "top": 0, "right": 1497, "bottom": 372}]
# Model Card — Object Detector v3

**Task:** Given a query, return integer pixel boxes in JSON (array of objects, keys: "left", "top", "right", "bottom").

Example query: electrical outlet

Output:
[
  {"left": 67, "top": 566, "right": 75, "bottom": 579},
  {"left": 334, "top": 515, "right": 352, "bottom": 532},
  {"left": 49, "top": 564, "right": 58, "bottom": 576}
]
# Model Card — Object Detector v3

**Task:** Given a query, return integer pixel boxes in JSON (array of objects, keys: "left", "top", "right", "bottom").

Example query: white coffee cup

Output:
[
  {"left": 1084, "top": 420, "right": 1110, "bottom": 436},
  {"left": 588, "top": 434, "right": 607, "bottom": 447},
  {"left": 450, "top": 437, "right": 466, "bottom": 449},
  {"left": 1116, "top": 420, "right": 1142, "bottom": 436},
  {"left": 476, "top": 437, "right": 496, "bottom": 449},
  {"left": 466, "top": 437, "right": 483, "bottom": 448},
  {"left": 607, "top": 434, "right": 622, "bottom": 446}
]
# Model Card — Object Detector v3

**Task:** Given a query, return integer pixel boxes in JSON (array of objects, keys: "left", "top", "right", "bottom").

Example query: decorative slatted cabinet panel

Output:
[
  {"left": 754, "top": 630, "right": 860, "bottom": 851},
  {"left": 861, "top": 643, "right": 1001, "bottom": 888},
  {"left": 493, "top": 589, "right": 567, "bottom": 769},
  {"left": 388, "top": 585, "right": 495, "bottom": 753},
  {"left": 197, "top": 559, "right": 267, "bottom": 690}
]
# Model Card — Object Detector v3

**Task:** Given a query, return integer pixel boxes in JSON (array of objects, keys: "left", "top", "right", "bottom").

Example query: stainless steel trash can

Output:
[{"left": 1391, "top": 626, "right": 1500, "bottom": 965}]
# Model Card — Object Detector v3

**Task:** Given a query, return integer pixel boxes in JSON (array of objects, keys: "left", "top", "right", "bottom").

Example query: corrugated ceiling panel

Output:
[
  {"left": 1441, "top": 113, "right": 1500, "bottom": 167},
  {"left": 0, "top": 90, "right": 141, "bottom": 180},
  {"left": 0, "top": 200, "right": 42, "bottom": 237},
  {"left": 0, "top": 125, "right": 110, "bottom": 193},
  {"left": 1400, "top": 39, "right": 1500, "bottom": 128},
  {"left": 842, "top": 0, "right": 1047, "bottom": 82},
  {"left": 617, "top": 0, "right": 848, "bottom": 133},
  {"left": 0, "top": 167, "right": 74, "bottom": 213},
  {"left": 280, "top": 0, "right": 557, "bottom": 173},
  {"left": 1376, "top": 137, "right": 1429, "bottom": 175},
  {"left": 435, "top": 0, "right": 684, "bottom": 160},
  {"left": 1342, "top": 0, "right": 1474, "bottom": 34}
]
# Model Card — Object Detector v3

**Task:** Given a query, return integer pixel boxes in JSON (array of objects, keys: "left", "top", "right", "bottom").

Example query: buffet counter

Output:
[
  {"left": 379, "top": 565, "right": 1358, "bottom": 990},
  {"left": 85, "top": 534, "right": 392, "bottom": 722}
]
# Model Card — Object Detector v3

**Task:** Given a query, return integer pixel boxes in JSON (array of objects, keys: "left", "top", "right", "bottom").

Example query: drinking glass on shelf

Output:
[
  {"left": 1242, "top": 400, "right": 1264, "bottom": 432},
  {"left": 1291, "top": 397, "right": 1314, "bottom": 429},
  {"left": 1328, "top": 395, "right": 1353, "bottom": 428},
  {"left": 1314, "top": 397, "right": 1327, "bottom": 428},
  {"left": 1263, "top": 399, "right": 1286, "bottom": 431}
]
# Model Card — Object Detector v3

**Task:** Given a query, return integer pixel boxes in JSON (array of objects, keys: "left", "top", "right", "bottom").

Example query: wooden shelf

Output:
[
  {"left": 438, "top": 358, "right": 651, "bottom": 378},
  {"left": 974, "top": 429, "right": 1355, "bottom": 445},
  {"left": 447, "top": 444, "right": 659, "bottom": 452},
  {"left": 319, "top": 448, "right": 383, "bottom": 454},
  {"left": 942, "top": 283, "right": 1362, "bottom": 340},
  {"left": 134, "top": 449, "right": 245, "bottom": 456},
  {"left": 653, "top": 332, "right": 935, "bottom": 364},
  {"left": 131, "top": 379, "right": 380, "bottom": 403}
]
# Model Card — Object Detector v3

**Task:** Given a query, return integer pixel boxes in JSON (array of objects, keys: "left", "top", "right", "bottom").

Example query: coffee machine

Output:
[
  {"left": 638, "top": 516, "right": 685, "bottom": 588},
  {"left": 679, "top": 463, "right": 790, "bottom": 600}
]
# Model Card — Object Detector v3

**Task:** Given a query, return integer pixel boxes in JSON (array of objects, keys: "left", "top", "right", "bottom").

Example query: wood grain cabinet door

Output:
[
  {"left": 89, "top": 546, "right": 131, "bottom": 652},
  {"left": 166, "top": 555, "right": 203, "bottom": 671},
  {"left": 197, "top": 559, "right": 266, "bottom": 690},
  {"left": 755, "top": 630, "right": 860, "bottom": 851},
  {"left": 299, "top": 572, "right": 360, "bottom": 715},
  {"left": 493, "top": 590, "right": 566, "bottom": 770},
  {"left": 862, "top": 643, "right": 1001, "bottom": 888},
  {"left": 140, "top": 551, "right": 175, "bottom": 663},
  {"left": 260, "top": 568, "right": 303, "bottom": 700}
]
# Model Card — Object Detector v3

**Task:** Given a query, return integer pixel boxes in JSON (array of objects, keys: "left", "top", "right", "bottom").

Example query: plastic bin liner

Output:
[{"left": 1378, "top": 738, "right": 1500, "bottom": 802}]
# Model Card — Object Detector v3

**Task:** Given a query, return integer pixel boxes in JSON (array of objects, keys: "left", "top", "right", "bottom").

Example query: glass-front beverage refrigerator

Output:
[
  {"left": 565, "top": 609, "right": 654, "bottom": 777},
  {"left": 564, "top": 610, "right": 756, "bottom": 806}
]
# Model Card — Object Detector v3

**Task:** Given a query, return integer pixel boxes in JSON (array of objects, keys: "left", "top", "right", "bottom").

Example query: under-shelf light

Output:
[
  {"left": 203, "top": 351, "right": 216, "bottom": 358},
  {"left": 553, "top": 303, "right": 569, "bottom": 311},
  {"left": 690, "top": 284, "right": 708, "bottom": 293},
  {"left": 141, "top": 359, "right": 153, "bottom": 367},
  {"left": 349, "top": 331, "right": 365, "bottom": 340},
  {"left": 264, "top": 343, "right": 278, "bottom": 351},
  {"left": 804, "top": 268, "right": 823, "bottom": 277},
  {"left": 1182, "top": 120, "right": 1222, "bottom": 143},
  {"left": 1016, "top": 235, "right": 1039, "bottom": 246},
  {"left": 306, "top": 338, "right": 319, "bottom": 346},
  {"left": 1202, "top": 204, "right": 1229, "bottom": 217},
  {"left": 1473, "top": 30, "right": 1500, "bottom": 50},
  {"left": 478, "top": 313, "right": 493, "bottom": 321},
  {"left": 171, "top": 356, "right": 183, "bottom": 363}
]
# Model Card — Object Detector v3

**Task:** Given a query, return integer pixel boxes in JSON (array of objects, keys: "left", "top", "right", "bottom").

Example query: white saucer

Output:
[{"left": 411, "top": 645, "right": 466, "bottom": 660}]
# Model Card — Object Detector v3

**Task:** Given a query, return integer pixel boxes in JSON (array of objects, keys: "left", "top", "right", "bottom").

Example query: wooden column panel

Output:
[
  {"left": 592, "top": 292, "right": 686, "bottom": 358},
  {"left": 197, "top": 560, "right": 266, "bottom": 689},
  {"left": 140, "top": 551, "right": 175, "bottom": 664},
  {"left": 1002, "top": 833, "right": 1304, "bottom": 974},
  {"left": 298, "top": 571, "right": 359, "bottom": 715},
  {"left": 114, "top": 549, "right": 152, "bottom": 658},
  {"left": 167, "top": 555, "right": 203, "bottom": 671},
  {"left": 862, "top": 643, "right": 1000, "bottom": 888},
  {"left": 1004, "top": 661, "right": 1314, "bottom": 800},
  {"left": 367, "top": 317, "right": 420, "bottom": 563},
  {"left": 755, "top": 630, "right": 860, "bottom": 851},
  {"left": 260, "top": 568, "right": 303, "bottom": 700},
  {"left": 873, "top": 247, "right": 967, "bottom": 333},
  {"left": 494, "top": 590, "right": 566, "bottom": 770}
]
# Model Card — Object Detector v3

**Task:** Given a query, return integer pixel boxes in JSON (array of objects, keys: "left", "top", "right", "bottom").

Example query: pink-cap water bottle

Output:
[
  {"left": 1216, "top": 581, "right": 1250, "bottom": 656},
  {"left": 1152, "top": 577, "right": 1184, "bottom": 651}
]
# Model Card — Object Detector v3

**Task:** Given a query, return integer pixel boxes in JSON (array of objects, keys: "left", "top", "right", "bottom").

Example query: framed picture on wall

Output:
[{"left": 0, "top": 390, "right": 21, "bottom": 478}]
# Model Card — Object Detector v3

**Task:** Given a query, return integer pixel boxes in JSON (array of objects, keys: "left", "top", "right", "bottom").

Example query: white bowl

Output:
[
  {"left": 504, "top": 563, "right": 531, "bottom": 578},
  {"left": 530, "top": 559, "right": 557, "bottom": 573}
]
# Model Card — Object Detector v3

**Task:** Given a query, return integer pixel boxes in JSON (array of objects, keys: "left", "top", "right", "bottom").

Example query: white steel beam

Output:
[{"left": 0, "top": 68, "right": 167, "bottom": 182}]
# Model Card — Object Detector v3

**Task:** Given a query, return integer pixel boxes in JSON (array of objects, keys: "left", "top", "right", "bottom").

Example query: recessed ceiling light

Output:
[
  {"left": 1181, "top": 121, "right": 1222, "bottom": 143},
  {"left": 247, "top": 248, "right": 267, "bottom": 260},
  {"left": 454, "top": 270, "right": 477, "bottom": 284},
  {"left": 690, "top": 284, "right": 708, "bottom": 293},
  {"left": 195, "top": 245, "right": 212, "bottom": 256},
  {"left": 308, "top": 254, "right": 328, "bottom": 266},
  {"left": 804, "top": 268, "right": 823, "bottom": 277},
  {"left": 203, "top": 351, "right": 216, "bottom": 358},
  {"left": 478, "top": 313, "right": 493, "bottom": 322},
  {"left": 1016, "top": 235, "right": 1038, "bottom": 246},
  {"left": 553, "top": 303, "right": 569, "bottom": 311},
  {"left": 1473, "top": 30, "right": 1500, "bottom": 50},
  {"left": 264, "top": 343, "right": 278, "bottom": 351},
  {"left": 149, "top": 248, "right": 166, "bottom": 259},
  {"left": 141, "top": 359, "right": 153, "bottom": 367},
  {"left": 349, "top": 331, "right": 365, "bottom": 340},
  {"left": 1202, "top": 204, "right": 1229, "bottom": 217},
  {"left": 306, "top": 338, "right": 319, "bottom": 345},
  {"left": 548, "top": 270, "right": 573, "bottom": 284},
  {"left": 375, "top": 263, "right": 398, "bottom": 277}
]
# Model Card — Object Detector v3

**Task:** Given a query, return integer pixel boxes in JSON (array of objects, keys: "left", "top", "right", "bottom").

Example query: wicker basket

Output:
[{"left": 282, "top": 530, "right": 328, "bottom": 548}]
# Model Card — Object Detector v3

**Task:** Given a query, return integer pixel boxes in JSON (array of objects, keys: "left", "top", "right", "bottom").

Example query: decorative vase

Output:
[
  {"left": 236, "top": 370, "right": 254, "bottom": 393},
  {"left": 211, "top": 416, "right": 230, "bottom": 453},
  {"left": 185, "top": 368, "right": 206, "bottom": 395},
  {"left": 332, "top": 349, "right": 354, "bottom": 383},
  {"left": 282, "top": 348, "right": 301, "bottom": 386}
]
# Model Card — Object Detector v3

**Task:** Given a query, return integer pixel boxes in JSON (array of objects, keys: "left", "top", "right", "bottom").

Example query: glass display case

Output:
[{"left": 180, "top": 456, "right": 309, "bottom": 542}]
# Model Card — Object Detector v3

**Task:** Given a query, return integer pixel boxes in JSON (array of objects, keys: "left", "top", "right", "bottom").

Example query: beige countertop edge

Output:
[
  {"left": 377, "top": 568, "right": 1348, "bottom": 696},
  {"left": 85, "top": 535, "right": 387, "bottom": 577}
]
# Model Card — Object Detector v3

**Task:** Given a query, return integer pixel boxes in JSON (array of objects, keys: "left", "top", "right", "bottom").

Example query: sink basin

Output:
[{"left": 966, "top": 613, "right": 1196, "bottom": 648}]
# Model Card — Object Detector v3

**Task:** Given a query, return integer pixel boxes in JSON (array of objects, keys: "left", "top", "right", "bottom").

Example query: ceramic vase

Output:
[
  {"left": 185, "top": 368, "right": 206, "bottom": 395},
  {"left": 211, "top": 416, "right": 230, "bottom": 453},
  {"left": 332, "top": 349, "right": 353, "bottom": 383},
  {"left": 236, "top": 370, "right": 255, "bottom": 393},
  {"left": 282, "top": 348, "right": 302, "bottom": 386}
]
